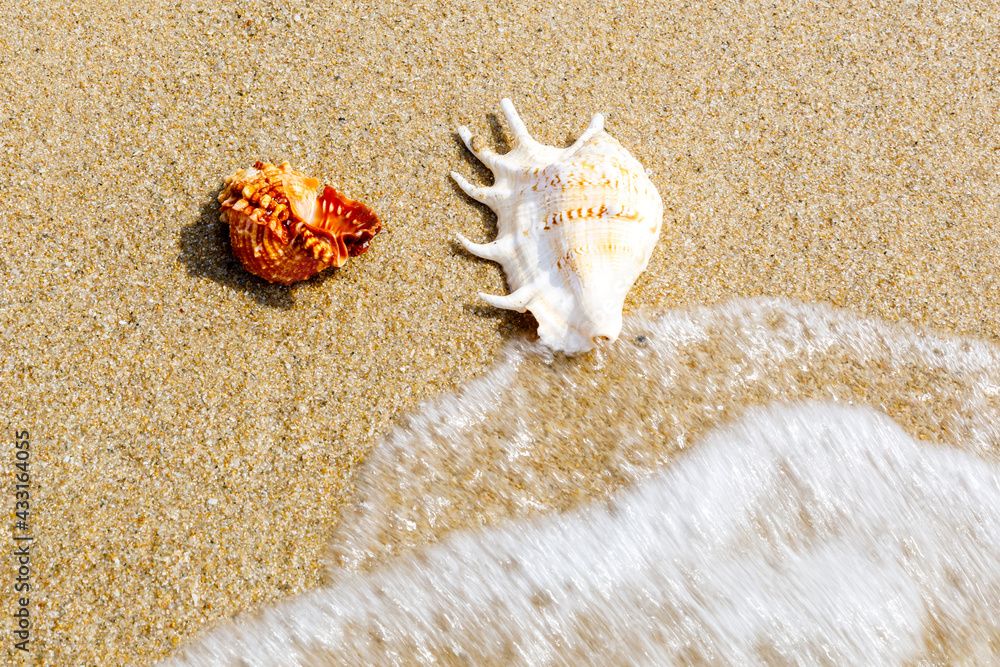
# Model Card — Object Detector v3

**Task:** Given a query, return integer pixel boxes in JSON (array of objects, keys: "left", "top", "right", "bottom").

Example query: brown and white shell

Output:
[
  {"left": 218, "top": 161, "right": 381, "bottom": 285},
  {"left": 452, "top": 100, "right": 662, "bottom": 354}
]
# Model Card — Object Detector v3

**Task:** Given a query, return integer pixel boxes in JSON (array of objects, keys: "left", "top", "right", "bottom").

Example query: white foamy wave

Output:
[
  {"left": 170, "top": 402, "right": 1000, "bottom": 665},
  {"left": 330, "top": 298, "right": 1000, "bottom": 575}
]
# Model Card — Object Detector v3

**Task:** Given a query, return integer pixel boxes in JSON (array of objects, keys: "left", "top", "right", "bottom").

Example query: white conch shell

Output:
[{"left": 452, "top": 99, "right": 663, "bottom": 354}]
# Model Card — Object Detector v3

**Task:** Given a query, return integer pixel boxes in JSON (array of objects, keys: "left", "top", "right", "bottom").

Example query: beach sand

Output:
[{"left": 2, "top": 0, "right": 999, "bottom": 663}]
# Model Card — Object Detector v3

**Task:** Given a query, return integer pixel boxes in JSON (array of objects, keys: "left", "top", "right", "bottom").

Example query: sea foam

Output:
[
  {"left": 168, "top": 298, "right": 1000, "bottom": 664},
  {"left": 171, "top": 402, "right": 1000, "bottom": 665}
]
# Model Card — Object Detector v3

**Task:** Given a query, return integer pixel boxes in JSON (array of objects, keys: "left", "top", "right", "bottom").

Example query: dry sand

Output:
[{"left": 2, "top": 0, "right": 999, "bottom": 663}]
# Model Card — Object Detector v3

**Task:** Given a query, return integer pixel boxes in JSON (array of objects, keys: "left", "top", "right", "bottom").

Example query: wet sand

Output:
[{"left": 2, "top": 0, "right": 999, "bottom": 663}]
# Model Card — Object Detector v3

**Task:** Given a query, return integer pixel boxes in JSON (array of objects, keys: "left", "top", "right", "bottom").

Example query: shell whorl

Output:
[{"left": 452, "top": 99, "right": 663, "bottom": 354}]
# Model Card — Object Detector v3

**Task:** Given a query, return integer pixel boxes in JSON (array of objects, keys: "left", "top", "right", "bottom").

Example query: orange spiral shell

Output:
[{"left": 218, "top": 161, "right": 381, "bottom": 285}]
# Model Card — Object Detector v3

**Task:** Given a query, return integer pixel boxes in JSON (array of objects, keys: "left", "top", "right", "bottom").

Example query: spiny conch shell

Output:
[
  {"left": 451, "top": 99, "right": 663, "bottom": 354},
  {"left": 218, "top": 161, "right": 381, "bottom": 285}
]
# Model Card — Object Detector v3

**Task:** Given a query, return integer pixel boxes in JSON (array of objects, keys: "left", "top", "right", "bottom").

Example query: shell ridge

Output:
[
  {"left": 499, "top": 98, "right": 539, "bottom": 150},
  {"left": 450, "top": 171, "right": 500, "bottom": 209},
  {"left": 560, "top": 113, "right": 606, "bottom": 158},
  {"left": 457, "top": 125, "right": 503, "bottom": 172},
  {"left": 478, "top": 285, "right": 533, "bottom": 313},
  {"left": 456, "top": 234, "right": 513, "bottom": 264}
]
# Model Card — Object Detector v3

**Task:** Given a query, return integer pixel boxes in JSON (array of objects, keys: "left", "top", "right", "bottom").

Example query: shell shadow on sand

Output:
[{"left": 179, "top": 191, "right": 327, "bottom": 310}]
